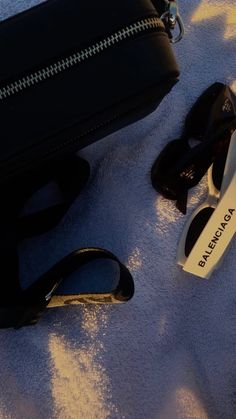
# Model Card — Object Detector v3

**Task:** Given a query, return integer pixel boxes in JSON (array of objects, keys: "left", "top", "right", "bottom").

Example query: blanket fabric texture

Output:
[{"left": 0, "top": 1, "right": 236, "bottom": 418}]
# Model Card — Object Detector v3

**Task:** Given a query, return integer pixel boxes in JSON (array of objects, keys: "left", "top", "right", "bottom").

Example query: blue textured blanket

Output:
[{"left": 0, "top": 1, "right": 236, "bottom": 418}]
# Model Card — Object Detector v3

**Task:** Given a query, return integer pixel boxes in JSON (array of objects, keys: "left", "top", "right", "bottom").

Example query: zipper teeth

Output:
[{"left": 0, "top": 17, "right": 164, "bottom": 101}]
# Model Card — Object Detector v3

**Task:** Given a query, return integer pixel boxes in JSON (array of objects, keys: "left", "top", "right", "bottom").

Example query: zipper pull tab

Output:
[{"left": 161, "top": 0, "right": 185, "bottom": 43}]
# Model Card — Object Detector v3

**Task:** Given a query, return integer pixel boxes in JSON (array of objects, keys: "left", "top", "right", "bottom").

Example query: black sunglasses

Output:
[{"left": 151, "top": 82, "right": 236, "bottom": 214}]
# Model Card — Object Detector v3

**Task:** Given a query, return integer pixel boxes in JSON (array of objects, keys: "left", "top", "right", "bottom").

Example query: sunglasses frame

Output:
[{"left": 176, "top": 129, "right": 236, "bottom": 277}]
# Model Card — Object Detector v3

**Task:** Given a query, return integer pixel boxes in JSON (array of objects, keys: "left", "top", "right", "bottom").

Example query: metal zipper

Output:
[{"left": 0, "top": 16, "right": 164, "bottom": 101}]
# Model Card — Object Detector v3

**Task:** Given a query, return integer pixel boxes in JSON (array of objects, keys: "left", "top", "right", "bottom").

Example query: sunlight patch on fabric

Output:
[
  {"left": 49, "top": 308, "right": 117, "bottom": 419},
  {"left": 231, "top": 80, "right": 236, "bottom": 93},
  {"left": 155, "top": 197, "right": 180, "bottom": 225},
  {"left": 127, "top": 247, "right": 142, "bottom": 271},
  {"left": 81, "top": 306, "right": 109, "bottom": 339},
  {"left": 176, "top": 387, "right": 209, "bottom": 418},
  {"left": 191, "top": 1, "right": 236, "bottom": 39}
]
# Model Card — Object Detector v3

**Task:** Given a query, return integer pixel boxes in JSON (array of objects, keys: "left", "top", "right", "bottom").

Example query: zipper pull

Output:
[{"left": 161, "top": 0, "right": 184, "bottom": 43}]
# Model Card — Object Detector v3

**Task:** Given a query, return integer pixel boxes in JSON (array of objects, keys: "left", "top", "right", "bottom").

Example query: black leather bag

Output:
[
  {"left": 0, "top": 0, "right": 179, "bottom": 184},
  {"left": 0, "top": 0, "right": 181, "bottom": 328}
]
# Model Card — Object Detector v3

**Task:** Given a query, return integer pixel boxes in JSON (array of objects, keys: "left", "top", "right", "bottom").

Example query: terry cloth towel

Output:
[{"left": 0, "top": 1, "right": 236, "bottom": 418}]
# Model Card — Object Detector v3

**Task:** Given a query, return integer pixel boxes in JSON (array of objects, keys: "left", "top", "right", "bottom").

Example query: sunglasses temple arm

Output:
[{"left": 219, "top": 129, "right": 236, "bottom": 197}]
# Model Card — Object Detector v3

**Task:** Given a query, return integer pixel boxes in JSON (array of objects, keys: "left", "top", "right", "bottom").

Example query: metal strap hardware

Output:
[{"left": 161, "top": 0, "right": 184, "bottom": 43}]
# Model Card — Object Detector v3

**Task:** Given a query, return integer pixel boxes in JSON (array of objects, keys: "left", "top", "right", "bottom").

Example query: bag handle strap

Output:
[
  {"left": 0, "top": 155, "right": 134, "bottom": 329},
  {"left": 17, "top": 154, "right": 90, "bottom": 238},
  {"left": 0, "top": 154, "right": 89, "bottom": 296},
  {"left": 0, "top": 248, "right": 134, "bottom": 329}
]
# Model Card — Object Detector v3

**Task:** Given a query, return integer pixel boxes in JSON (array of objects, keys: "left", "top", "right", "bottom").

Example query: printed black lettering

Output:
[
  {"left": 199, "top": 261, "right": 205, "bottom": 267},
  {"left": 221, "top": 222, "right": 227, "bottom": 229},
  {"left": 197, "top": 209, "right": 234, "bottom": 268}
]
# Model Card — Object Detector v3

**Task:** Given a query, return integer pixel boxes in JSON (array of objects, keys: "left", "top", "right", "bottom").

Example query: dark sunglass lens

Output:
[
  {"left": 151, "top": 139, "right": 190, "bottom": 199},
  {"left": 185, "top": 207, "right": 215, "bottom": 257},
  {"left": 184, "top": 83, "right": 225, "bottom": 140}
]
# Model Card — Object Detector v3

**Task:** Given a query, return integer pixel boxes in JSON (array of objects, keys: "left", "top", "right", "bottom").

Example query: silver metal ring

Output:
[
  {"left": 171, "top": 15, "right": 185, "bottom": 43},
  {"left": 160, "top": 11, "right": 185, "bottom": 43}
]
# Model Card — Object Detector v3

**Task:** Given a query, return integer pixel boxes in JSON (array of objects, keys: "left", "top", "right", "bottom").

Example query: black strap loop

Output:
[
  {"left": 0, "top": 154, "right": 90, "bottom": 298},
  {"left": 0, "top": 248, "right": 134, "bottom": 329},
  {"left": 0, "top": 154, "right": 134, "bottom": 329},
  {"left": 14, "top": 248, "right": 134, "bottom": 329},
  {"left": 17, "top": 155, "right": 90, "bottom": 238}
]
